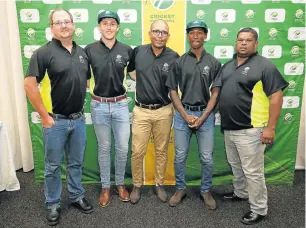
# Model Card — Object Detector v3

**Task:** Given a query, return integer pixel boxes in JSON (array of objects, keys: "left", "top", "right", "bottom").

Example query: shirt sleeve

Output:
[
  {"left": 166, "top": 59, "right": 180, "bottom": 91},
  {"left": 26, "top": 48, "right": 47, "bottom": 83},
  {"left": 127, "top": 46, "right": 137, "bottom": 73},
  {"left": 262, "top": 64, "right": 289, "bottom": 97},
  {"left": 211, "top": 64, "right": 223, "bottom": 89},
  {"left": 84, "top": 46, "right": 92, "bottom": 80}
]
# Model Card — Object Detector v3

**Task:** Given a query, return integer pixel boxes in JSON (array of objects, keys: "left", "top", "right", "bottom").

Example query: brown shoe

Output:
[
  {"left": 169, "top": 189, "right": 187, "bottom": 207},
  {"left": 201, "top": 191, "right": 216, "bottom": 210},
  {"left": 116, "top": 185, "right": 130, "bottom": 202},
  {"left": 99, "top": 188, "right": 111, "bottom": 207}
]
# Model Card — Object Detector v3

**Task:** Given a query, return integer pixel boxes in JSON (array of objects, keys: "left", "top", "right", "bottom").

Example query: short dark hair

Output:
[
  {"left": 237, "top": 27, "right": 258, "bottom": 41},
  {"left": 49, "top": 9, "right": 74, "bottom": 25}
]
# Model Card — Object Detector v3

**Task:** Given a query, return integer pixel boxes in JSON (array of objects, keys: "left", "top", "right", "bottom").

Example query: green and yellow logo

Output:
[
  {"left": 291, "top": 46, "right": 300, "bottom": 55},
  {"left": 269, "top": 28, "right": 278, "bottom": 38},
  {"left": 150, "top": 0, "right": 176, "bottom": 11},
  {"left": 294, "top": 30, "right": 301, "bottom": 36},
  {"left": 123, "top": 12, "right": 130, "bottom": 19},
  {"left": 27, "top": 28, "right": 36, "bottom": 38},
  {"left": 270, "top": 12, "right": 278, "bottom": 18},
  {"left": 290, "top": 65, "right": 297, "bottom": 71},
  {"left": 74, "top": 12, "right": 82, "bottom": 20},
  {"left": 220, "top": 28, "right": 229, "bottom": 38},
  {"left": 25, "top": 11, "right": 32, "bottom": 19},
  {"left": 220, "top": 48, "right": 227, "bottom": 54},
  {"left": 287, "top": 99, "right": 293, "bottom": 106},
  {"left": 221, "top": 12, "right": 228, "bottom": 19},
  {"left": 196, "top": 10, "right": 206, "bottom": 20},
  {"left": 245, "top": 9, "right": 255, "bottom": 19},
  {"left": 295, "top": 9, "right": 304, "bottom": 19},
  {"left": 288, "top": 80, "right": 296, "bottom": 89},
  {"left": 284, "top": 113, "right": 293, "bottom": 122},
  {"left": 123, "top": 28, "right": 132, "bottom": 38},
  {"left": 268, "top": 48, "right": 275, "bottom": 54},
  {"left": 75, "top": 28, "right": 84, "bottom": 38}
]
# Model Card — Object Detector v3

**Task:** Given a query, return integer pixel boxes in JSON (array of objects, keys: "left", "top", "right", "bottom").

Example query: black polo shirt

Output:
[
  {"left": 26, "top": 38, "right": 90, "bottom": 116},
  {"left": 85, "top": 40, "right": 133, "bottom": 97},
  {"left": 212, "top": 52, "right": 289, "bottom": 130},
  {"left": 166, "top": 50, "right": 221, "bottom": 106},
  {"left": 127, "top": 44, "right": 179, "bottom": 105}
]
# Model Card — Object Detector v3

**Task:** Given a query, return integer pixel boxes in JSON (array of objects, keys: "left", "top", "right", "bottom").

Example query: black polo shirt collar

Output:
[
  {"left": 51, "top": 38, "right": 76, "bottom": 52},
  {"left": 187, "top": 48, "right": 207, "bottom": 61},
  {"left": 99, "top": 38, "right": 118, "bottom": 50},
  {"left": 149, "top": 44, "right": 167, "bottom": 57},
  {"left": 232, "top": 51, "right": 258, "bottom": 68}
]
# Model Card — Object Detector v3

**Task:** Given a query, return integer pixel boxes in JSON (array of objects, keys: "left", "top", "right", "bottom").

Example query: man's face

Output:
[
  {"left": 51, "top": 10, "right": 75, "bottom": 40},
  {"left": 187, "top": 28, "right": 206, "bottom": 49},
  {"left": 235, "top": 32, "right": 258, "bottom": 58},
  {"left": 99, "top": 18, "right": 119, "bottom": 40},
  {"left": 149, "top": 21, "right": 169, "bottom": 49}
]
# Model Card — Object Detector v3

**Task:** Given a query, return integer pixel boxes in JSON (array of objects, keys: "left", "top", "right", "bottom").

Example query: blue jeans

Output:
[
  {"left": 174, "top": 109, "right": 215, "bottom": 193},
  {"left": 42, "top": 115, "right": 86, "bottom": 208},
  {"left": 90, "top": 98, "right": 130, "bottom": 188}
]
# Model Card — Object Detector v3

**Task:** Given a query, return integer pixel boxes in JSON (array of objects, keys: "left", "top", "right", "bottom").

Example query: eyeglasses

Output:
[
  {"left": 151, "top": 30, "right": 169, "bottom": 37},
  {"left": 52, "top": 20, "right": 72, "bottom": 27},
  {"left": 236, "top": 39, "right": 254, "bottom": 44}
]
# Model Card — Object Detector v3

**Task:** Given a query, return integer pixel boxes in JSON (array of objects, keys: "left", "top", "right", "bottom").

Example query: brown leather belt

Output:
[
  {"left": 91, "top": 94, "right": 126, "bottom": 103},
  {"left": 135, "top": 101, "right": 164, "bottom": 110}
]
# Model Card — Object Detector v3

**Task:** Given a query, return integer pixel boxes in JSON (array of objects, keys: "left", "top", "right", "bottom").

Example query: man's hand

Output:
[
  {"left": 184, "top": 114, "right": 198, "bottom": 126},
  {"left": 41, "top": 115, "right": 55, "bottom": 129},
  {"left": 260, "top": 127, "right": 275, "bottom": 144},
  {"left": 189, "top": 116, "right": 207, "bottom": 129}
]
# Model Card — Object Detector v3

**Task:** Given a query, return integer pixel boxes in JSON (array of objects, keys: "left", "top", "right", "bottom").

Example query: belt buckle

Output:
[{"left": 148, "top": 104, "right": 153, "bottom": 110}]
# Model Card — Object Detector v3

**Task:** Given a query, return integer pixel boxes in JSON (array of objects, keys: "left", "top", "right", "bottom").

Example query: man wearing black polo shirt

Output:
[
  {"left": 166, "top": 20, "right": 221, "bottom": 209},
  {"left": 85, "top": 11, "right": 132, "bottom": 207},
  {"left": 212, "top": 28, "right": 288, "bottom": 225},
  {"left": 127, "top": 20, "right": 179, "bottom": 204},
  {"left": 24, "top": 9, "right": 93, "bottom": 226}
]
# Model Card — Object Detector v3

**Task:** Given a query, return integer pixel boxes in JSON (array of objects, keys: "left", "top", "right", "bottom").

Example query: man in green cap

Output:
[
  {"left": 85, "top": 10, "right": 133, "bottom": 207},
  {"left": 166, "top": 20, "right": 221, "bottom": 209}
]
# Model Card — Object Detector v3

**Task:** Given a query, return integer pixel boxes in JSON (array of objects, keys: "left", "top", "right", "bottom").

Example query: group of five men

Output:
[{"left": 24, "top": 9, "right": 288, "bottom": 226}]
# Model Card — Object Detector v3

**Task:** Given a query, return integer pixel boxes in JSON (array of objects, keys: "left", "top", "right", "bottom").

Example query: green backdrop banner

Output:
[{"left": 16, "top": 0, "right": 305, "bottom": 185}]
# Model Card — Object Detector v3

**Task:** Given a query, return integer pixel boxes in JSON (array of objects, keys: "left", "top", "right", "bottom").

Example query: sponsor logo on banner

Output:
[
  {"left": 94, "top": 27, "right": 101, "bottom": 41},
  {"left": 24, "top": 45, "right": 40, "bottom": 58},
  {"left": 75, "top": 28, "right": 84, "bottom": 38},
  {"left": 262, "top": 45, "right": 282, "bottom": 58},
  {"left": 20, "top": 9, "right": 40, "bottom": 23},
  {"left": 215, "top": 113, "right": 221, "bottom": 125},
  {"left": 288, "top": 80, "right": 296, "bottom": 90},
  {"left": 241, "top": 0, "right": 261, "bottom": 3},
  {"left": 284, "top": 113, "right": 293, "bottom": 124},
  {"left": 268, "top": 28, "right": 278, "bottom": 40},
  {"left": 117, "top": 9, "right": 137, "bottom": 23},
  {"left": 290, "top": 46, "right": 300, "bottom": 57},
  {"left": 220, "top": 28, "right": 229, "bottom": 39},
  {"left": 27, "top": 28, "right": 36, "bottom": 40},
  {"left": 214, "top": 46, "right": 234, "bottom": 59},
  {"left": 126, "top": 79, "right": 136, "bottom": 92},
  {"left": 265, "top": 9, "right": 286, "bottom": 23},
  {"left": 92, "top": 0, "right": 112, "bottom": 3},
  {"left": 84, "top": 113, "right": 92, "bottom": 125},
  {"left": 291, "top": 0, "right": 306, "bottom": 3},
  {"left": 245, "top": 9, "right": 255, "bottom": 22},
  {"left": 123, "top": 28, "right": 132, "bottom": 38},
  {"left": 239, "top": 27, "right": 259, "bottom": 38},
  {"left": 288, "top": 27, "right": 306, "bottom": 41},
  {"left": 69, "top": 9, "right": 89, "bottom": 22},
  {"left": 45, "top": 28, "right": 52, "bottom": 41},
  {"left": 284, "top": 63, "right": 304, "bottom": 75},
  {"left": 150, "top": 0, "right": 176, "bottom": 10},
  {"left": 196, "top": 10, "right": 206, "bottom": 20},
  {"left": 31, "top": 112, "right": 41, "bottom": 123},
  {"left": 282, "top": 96, "right": 300, "bottom": 108},
  {"left": 216, "top": 9, "right": 236, "bottom": 23},
  {"left": 205, "top": 28, "right": 210, "bottom": 41},
  {"left": 42, "top": 0, "right": 63, "bottom": 3},
  {"left": 191, "top": 0, "right": 212, "bottom": 4},
  {"left": 295, "top": 9, "right": 304, "bottom": 22}
]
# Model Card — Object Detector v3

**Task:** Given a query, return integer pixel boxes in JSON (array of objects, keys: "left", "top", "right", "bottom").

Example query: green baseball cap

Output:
[
  {"left": 97, "top": 10, "right": 120, "bottom": 25},
  {"left": 186, "top": 20, "right": 208, "bottom": 33}
]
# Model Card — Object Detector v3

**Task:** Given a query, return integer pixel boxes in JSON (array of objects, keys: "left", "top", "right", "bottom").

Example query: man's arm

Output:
[
  {"left": 170, "top": 89, "right": 197, "bottom": 125},
  {"left": 191, "top": 87, "right": 219, "bottom": 129},
  {"left": 260, "top": 90, "right": 283, "bottom": 144},
  {"left": 24, "top": 77, "right": 54, "bottom": 128}
]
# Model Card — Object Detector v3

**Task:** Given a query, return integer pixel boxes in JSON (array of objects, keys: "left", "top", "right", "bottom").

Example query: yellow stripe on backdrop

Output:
[{"left": 142, "top": 0, "right": 186, "bottom": 185}]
